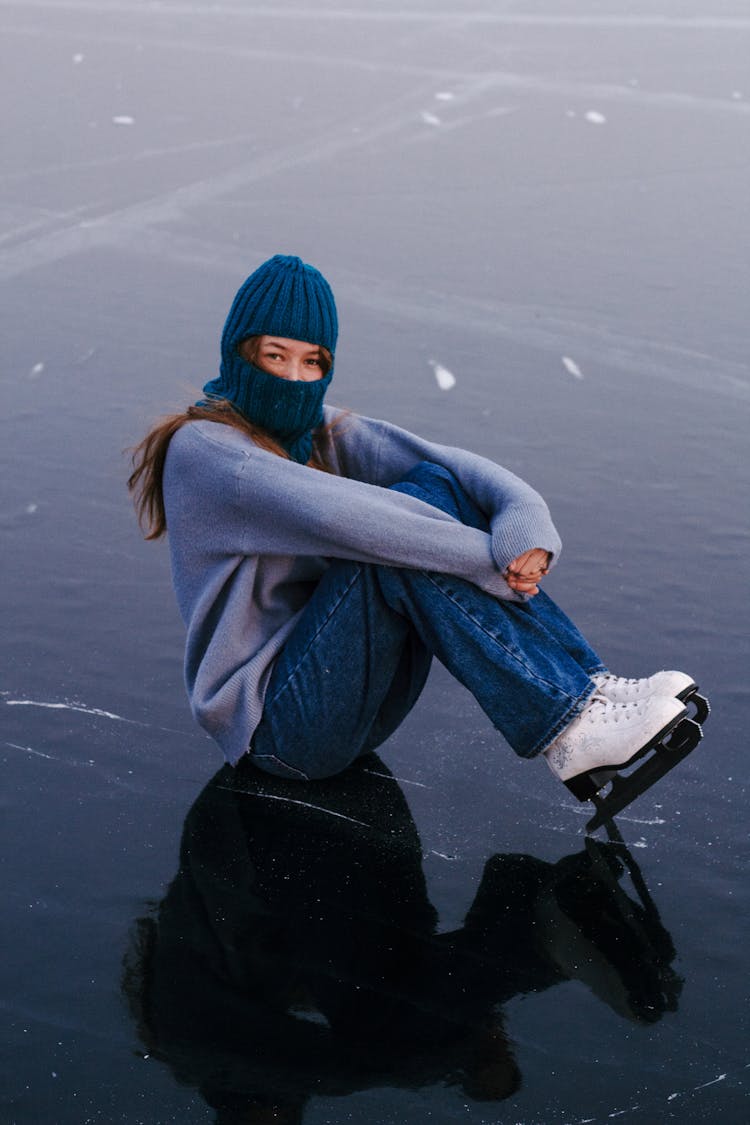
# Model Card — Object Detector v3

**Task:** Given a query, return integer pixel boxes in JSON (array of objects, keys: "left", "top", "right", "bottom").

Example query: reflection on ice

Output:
[{"left": 122, "top": 756, "right": 683, "bottom": 1118}]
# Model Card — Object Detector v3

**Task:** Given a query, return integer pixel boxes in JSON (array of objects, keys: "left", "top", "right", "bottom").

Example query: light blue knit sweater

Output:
[{"left": 163, "top": 407, "right": 562, "bottom": 763}]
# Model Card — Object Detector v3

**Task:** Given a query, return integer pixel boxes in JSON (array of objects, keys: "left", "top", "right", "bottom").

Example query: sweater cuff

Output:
[{"left": 490, "top": 504, "right": 562, "bottom": 572}]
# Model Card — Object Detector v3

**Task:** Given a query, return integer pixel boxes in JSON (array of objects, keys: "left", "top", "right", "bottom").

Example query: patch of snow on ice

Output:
[
  {"left": 25, "top": 504, "right": 38, "bottom": 515},
  {"left": 429, "top": 360, "right": 456, "bottom": 390},
  {"left": 435, "top": 91, "right": 455, "bottom": 101},
  {"left": 420, "top": 111, "right": 442, "bottom": 126},
  {"left": 585, "top": 110, "right": 607, "bottom": 124},
  {"left": 29, "top": 362, "right": 45, "bottom": 378},
  {"left": 72, "top": 53, "right": 84, "bottom": 65},
  {"left": 562, "top": 356, "right": 584, "bottom": 379},
  {"left": 112, "top": 115, "right": 135, "bottom": 126},
  {"left": 732, "top": 90, "right": 743, "bottom": 100}
]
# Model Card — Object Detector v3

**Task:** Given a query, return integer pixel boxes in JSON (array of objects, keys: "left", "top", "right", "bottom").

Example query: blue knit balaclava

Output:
[{"left": 201, "top": 254, "right": 338, "bottom": 464}]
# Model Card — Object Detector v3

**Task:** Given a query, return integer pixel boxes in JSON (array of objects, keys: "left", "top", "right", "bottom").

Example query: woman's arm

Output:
[
  {"left": 327, "top": 410, "right": 562, "bottom": 574},
  {"left": 165, "top": 421, "right": 520, "bottom": 600}
]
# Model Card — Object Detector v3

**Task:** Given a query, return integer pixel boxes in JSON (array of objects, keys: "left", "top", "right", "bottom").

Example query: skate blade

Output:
[
  {"left": 679, "top": 687, "right": 710, "bottom": 725},
  {"left": 564, "top": 708, "right": 689, "bottom": 802},
  {"left": 585, "top": 718, "right": 703, "bottom": 833}
]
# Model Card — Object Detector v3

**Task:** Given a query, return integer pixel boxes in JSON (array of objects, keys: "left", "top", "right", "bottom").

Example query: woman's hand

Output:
[{"left": 505, "top": 548, "right": 551, "bottom": 596}]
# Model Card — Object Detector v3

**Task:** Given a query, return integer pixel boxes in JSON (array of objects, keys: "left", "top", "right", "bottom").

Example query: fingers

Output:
[
  {"left": 507, "top": 567, "right": 547, "bottom": 581},
  {"left": 505, "top": 548, "right": 551, "bottom": 597},
  {"left": 505, "top": 574, "right": 540, "bottom": 596},
  {"left": 506, "top": 564, "right": 547, "bottom": 583},
  {"left": 506, "top": 549, "right": 551, "bottom": 592},
  {"left": 508, "top": 549, "right": 551, "bottom": 576}
]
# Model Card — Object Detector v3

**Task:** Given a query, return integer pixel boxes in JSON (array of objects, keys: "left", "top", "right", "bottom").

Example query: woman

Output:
[{"left": 129, "top": 254, "right": 696, "bottom": 804}]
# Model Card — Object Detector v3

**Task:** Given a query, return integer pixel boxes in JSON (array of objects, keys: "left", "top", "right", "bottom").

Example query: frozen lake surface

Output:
[{"left": 1, "top": 1, "right": 748, "bottom": 1121}]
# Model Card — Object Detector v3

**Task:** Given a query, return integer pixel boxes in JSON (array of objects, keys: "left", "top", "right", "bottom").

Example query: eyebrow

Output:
[{"left": 263, "top": 340, "right": 320, "bottom": 353}]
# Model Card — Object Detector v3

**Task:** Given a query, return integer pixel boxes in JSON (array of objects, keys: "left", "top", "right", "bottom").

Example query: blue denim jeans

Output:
[{"left": 250, "top": 462, "right": 606, "bottom": 780}]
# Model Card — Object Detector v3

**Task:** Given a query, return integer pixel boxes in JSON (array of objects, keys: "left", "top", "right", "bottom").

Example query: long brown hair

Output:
[{"left": 128, "top": 339, "right": 338, "bottom": 540}]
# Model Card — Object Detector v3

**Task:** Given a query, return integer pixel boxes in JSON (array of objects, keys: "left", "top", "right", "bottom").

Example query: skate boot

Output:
[
  {"left": 593, "top": 671, "right": 710, "bottom": 723},
  {"left": 544, "top": 693, "right": 687, "bottom": 801}
]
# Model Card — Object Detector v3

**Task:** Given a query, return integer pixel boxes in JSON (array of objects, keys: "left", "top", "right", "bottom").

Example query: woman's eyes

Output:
[{"left": 262, "top": 352, "right": 320, "bottom": 365}]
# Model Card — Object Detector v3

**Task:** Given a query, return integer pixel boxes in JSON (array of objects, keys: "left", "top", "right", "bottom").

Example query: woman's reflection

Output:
[{"left": 123, "top": 756, "right": 682, "bottom": 1122}]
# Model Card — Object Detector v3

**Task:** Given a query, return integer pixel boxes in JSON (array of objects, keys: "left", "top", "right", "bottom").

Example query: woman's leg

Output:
[
  {"left": 249, "top": 556, "right": 433, "bottom": 780},
  {"left": 250, "top": 463, "right": 602, "bottom": 780},
  {"left": 392, "top": 462, "right": 606, "bottom": 680}
]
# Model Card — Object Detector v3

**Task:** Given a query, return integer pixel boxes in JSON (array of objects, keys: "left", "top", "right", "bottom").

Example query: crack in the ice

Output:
[
  {"left": 216, "top": 787, "right": 373, "bottom": 827},
  {"left": 2, "top": 695, "right": 194, "bottom": 738},
  {"left": 362, "top": 768, "right": 430, "bottom": 789},
  {"left": 5, "top": 699, "right": 127, "bottom": 721},
  {"left": 3, "top": 742, "right": 57, "bottom": 760}
]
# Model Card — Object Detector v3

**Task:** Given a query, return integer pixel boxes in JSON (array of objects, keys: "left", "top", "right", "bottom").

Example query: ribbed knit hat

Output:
[{"left": 220, "top": 254, "right": 338, "bottom": 360}]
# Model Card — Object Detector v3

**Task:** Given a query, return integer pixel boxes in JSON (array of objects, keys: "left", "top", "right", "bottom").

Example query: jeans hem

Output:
[{"left": 527, "top": 680, "right": 599, "bottom": 759}]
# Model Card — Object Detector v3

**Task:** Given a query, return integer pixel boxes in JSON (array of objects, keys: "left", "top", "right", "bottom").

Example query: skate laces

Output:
[
  {"left": 594, "top": 673, "right": 640, "bottom": 690},
  {"left": 583, "top": 692, "right": 647, "bottom": 724}
]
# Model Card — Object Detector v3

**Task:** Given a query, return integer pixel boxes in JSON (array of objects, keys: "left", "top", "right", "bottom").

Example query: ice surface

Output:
[{"left": 2, "top": 1, "right": 748, "bottom": 1122}]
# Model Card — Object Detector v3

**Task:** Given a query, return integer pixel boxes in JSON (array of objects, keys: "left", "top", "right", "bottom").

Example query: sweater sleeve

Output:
[
  {"left": 165, "top": 421, "right": 521, "bottom": 600},
  {"left": 328, "top": 410, "right": 562, "bottom": 571}
]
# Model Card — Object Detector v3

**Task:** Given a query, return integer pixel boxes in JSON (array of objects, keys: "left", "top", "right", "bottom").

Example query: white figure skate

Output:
[
  {"left": 593, "top": 671, "right": 710, "bottom": 724},
  {"left": 544, "top": 692, "right": 703, "bottom": 829}
]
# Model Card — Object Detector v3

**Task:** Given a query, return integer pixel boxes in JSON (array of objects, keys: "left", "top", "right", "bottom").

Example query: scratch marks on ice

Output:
[
  {"left": 217, "top": 787, "right": 373, "bottom": 828},
  {"left": 3, "top": 741, "right": 57, "bottom": 760},
  {"left": 1, "top": 693, "right": 190, "bottom": 736},
  {"left": 4, "top": 698, "right": 127, "bottom": 721}
]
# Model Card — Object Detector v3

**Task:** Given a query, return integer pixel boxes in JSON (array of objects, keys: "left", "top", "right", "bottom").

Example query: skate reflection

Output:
[{"left": 122, "top": 756, "right": 682, "bottom": 1121}]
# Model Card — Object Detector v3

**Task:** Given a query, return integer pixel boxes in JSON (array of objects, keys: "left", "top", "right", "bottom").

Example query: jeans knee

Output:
[
  {"left": 390, "top": 461, "right": 461, "bottom": 515},
  {"left": 395, "top": 461, "right": 458, "bottom": 492},
  {"left": 392, "top": 462, "right": 486, "bottom": 530}
]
